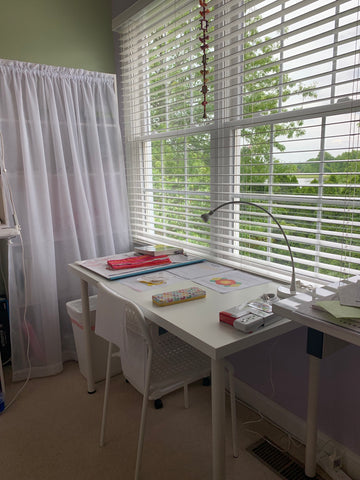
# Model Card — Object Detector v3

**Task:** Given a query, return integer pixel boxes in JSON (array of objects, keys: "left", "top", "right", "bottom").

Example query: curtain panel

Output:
[{"left": 0, "top": 59, "right": 131, "bottom": 380}]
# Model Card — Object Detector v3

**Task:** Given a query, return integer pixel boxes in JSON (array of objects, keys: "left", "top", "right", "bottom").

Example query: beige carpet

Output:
[{"left": 1, "top": 361, "right": 307, "bottom": 480}]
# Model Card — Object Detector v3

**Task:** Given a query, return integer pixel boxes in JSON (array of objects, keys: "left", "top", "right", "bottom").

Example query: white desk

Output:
[
  {"left": 69, "top": 261, "right": 297, "bottom": 480},
  {"left": 272, "top": 279, "right": 360, "bottom": 478}
]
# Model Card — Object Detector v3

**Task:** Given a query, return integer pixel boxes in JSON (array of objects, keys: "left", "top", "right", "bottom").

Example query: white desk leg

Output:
[
  {"left": 211, "top": 357, "right": 226, "bottom": 480},
  {"left": 305, "top": 354, "right": 320, "bottom": 477},
  {"left": 81, "top": 279, "right": 96, "bottom": 394}
]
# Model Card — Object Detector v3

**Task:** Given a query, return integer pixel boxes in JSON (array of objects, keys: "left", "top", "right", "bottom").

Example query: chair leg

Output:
[
  {"left": 184, "top": 383, "right": 189, "bottom": 409},
  {"left": 100, "top": 342, "right": 113, "bottom": 447},
  {"left": 135, "top": 349, "right": 153, "bottom": 480},
  {"left": 226, "top": 362, "right": 239, "bottom": 458}
]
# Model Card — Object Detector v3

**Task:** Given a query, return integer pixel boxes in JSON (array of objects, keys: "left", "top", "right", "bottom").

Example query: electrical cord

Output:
[
  {"left": 234, "top": 391, "right": 303, "bottom": 454},
  {"left": 4, "top": 229, "right": 31, "bottom": 411},
  {"left": 227, "top": 336, "right": 304, "bottom": 455},
  {"left": 0, "top": 131, "right": 31, "bottom": 411}
]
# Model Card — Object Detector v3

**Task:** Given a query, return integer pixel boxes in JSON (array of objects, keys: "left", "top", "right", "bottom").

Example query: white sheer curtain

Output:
[{"left": 0, "top": 59, "right": 131, "bottom": 381}]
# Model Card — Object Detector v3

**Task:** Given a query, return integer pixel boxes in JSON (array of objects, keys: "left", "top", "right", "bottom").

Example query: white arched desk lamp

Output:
[{"left": 200, "top": 200, "right": 296, "bottom": 298}]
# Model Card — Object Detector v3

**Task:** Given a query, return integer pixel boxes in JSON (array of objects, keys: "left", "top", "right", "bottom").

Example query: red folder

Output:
[{"left": 107, "top": 255, "right": 171, "bottom": 270}]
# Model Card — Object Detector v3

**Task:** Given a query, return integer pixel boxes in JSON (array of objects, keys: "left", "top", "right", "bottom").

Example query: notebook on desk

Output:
[
  {"left": 296, "top": 300, "right": 360, "bottom": 334},
  {"left": 273, "top": 276, "right": 360, "bottom": 335},
  {"left": 77, "top": 252, "right": 205, "bottom": 280}
]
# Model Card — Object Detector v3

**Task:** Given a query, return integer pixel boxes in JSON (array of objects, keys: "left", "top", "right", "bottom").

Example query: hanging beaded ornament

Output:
[{"left": 199, "top": 0, "right": 210, "bottom": 119}]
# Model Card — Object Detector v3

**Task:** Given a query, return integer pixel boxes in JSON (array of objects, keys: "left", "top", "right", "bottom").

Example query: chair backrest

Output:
[{"left": 95, "top": 283, "right": 152, "bottom": 394}]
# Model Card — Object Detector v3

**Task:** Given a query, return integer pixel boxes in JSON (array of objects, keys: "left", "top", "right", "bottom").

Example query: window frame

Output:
[{"left": 114, "top": 0, "right": 360, "bottom": 284}]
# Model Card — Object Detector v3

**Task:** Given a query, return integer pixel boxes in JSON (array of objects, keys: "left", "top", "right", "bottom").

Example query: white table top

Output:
[
  {"left": 69, "top": 262, "right": 298, "bottom": 360},
  {"left": 272, "top": 278, "right": 360, "bottom": 348},
  {"left": 0, "top": 225, "right": 19, "bottom": 239}
]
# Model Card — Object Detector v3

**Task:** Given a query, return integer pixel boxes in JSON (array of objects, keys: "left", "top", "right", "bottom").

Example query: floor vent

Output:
[{"left": 248, "top": 439, "right": 326, "bottom": 480}]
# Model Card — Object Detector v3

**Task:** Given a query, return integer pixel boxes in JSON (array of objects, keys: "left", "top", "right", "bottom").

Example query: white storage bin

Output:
[{"left": 66, "top": 296, "right": 121, "bottom": 382}]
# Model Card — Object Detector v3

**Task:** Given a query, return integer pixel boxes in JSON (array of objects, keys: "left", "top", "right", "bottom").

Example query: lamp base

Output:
[{"left": 277, "top": 285, "right": 296, "bottom": 299}]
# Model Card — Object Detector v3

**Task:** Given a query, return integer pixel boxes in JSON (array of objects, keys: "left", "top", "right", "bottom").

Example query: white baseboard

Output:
[{"left": 233, "top": 377, "right": 360, "bottom": 480}]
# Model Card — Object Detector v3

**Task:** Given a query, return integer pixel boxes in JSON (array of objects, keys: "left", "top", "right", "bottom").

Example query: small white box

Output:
[{"left": 66, "top": 296, "right": 121, "bottom": 382}]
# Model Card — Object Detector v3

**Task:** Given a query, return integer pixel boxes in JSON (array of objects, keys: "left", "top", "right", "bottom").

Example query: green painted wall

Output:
[{"left": 0, "top": 0, "right": 115, "bottom": 73}]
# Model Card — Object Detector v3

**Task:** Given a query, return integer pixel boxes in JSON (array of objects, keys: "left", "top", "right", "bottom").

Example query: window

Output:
[{"left": 114, "top": 0, "right": 360, "bottom": 283}]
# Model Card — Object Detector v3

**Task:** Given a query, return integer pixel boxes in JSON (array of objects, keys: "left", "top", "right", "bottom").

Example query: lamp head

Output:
[{"left": 201, "top": 212, "right": 212, "bottom": 223}]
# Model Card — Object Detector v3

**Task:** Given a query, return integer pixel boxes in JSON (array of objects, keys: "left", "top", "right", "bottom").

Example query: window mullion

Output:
[{"left": 267, "top": 124, "right": 275, "bottom": 264}]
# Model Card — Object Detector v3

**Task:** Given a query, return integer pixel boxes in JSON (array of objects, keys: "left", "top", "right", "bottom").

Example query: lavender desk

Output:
[{"left": 272, "top": 278, "right": 360, "bottom": 478}]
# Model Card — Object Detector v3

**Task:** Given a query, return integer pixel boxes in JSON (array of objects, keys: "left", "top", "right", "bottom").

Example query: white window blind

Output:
[{"left": 114, "top": 0, "right": 360, "bottom": 283}]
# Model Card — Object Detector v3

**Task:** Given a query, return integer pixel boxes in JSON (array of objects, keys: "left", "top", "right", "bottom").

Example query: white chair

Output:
[{"left": 95, "top": 283, "right": 238, "bottom": 480}]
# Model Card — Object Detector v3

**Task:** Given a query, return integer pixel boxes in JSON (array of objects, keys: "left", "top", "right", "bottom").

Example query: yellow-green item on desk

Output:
[{"left": 315, "top": 300, "right": 360, "bottom": 319}]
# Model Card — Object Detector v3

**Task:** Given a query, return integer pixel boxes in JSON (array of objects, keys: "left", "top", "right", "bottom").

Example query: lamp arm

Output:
[{"left": 203, "top": 200, "right": 296, "bottom": 294}]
